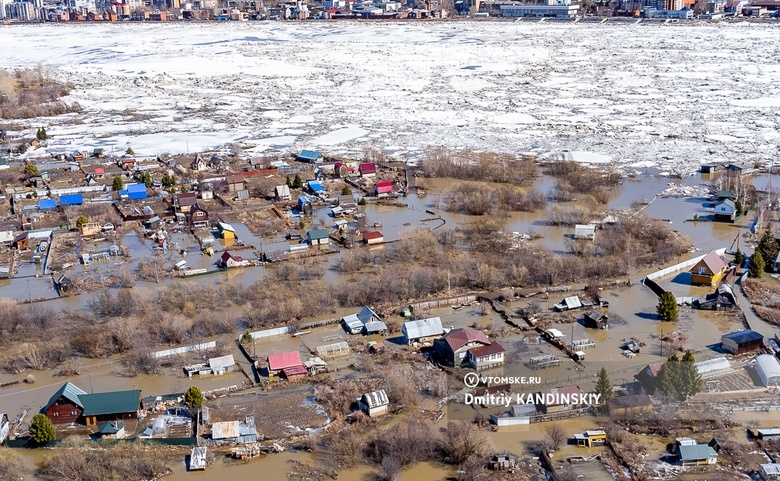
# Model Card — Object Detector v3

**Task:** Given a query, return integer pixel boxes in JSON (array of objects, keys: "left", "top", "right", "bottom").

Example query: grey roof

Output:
[
  {"left": 363, "top": 320, "right": 388, "bottom": 334},
  {"left": 357, "top": 306, "right": 381, "bottom": 324},
  {"left": 722, "top": 329, "right": 763, "bottom": 344},
  {"left": 209, "top": 354, "right": 235, "bottom": 371},
  {"left": 679, "top": 444, "right": 717, "bottom": 461},
  {"left": 761, "top": 464, "right": 780, "bottom": 475},
  {"left": 361, "top": 390, "right": 389, "bottom": 409},
  {"left": 212, "top": 421, "right": 240, "bottom": 439},
  {"left": 717, "top": 199, "right": 736, "bottom": 209},
  {"left": 402, "top": 317, "right": 444, "bottom": 340}
]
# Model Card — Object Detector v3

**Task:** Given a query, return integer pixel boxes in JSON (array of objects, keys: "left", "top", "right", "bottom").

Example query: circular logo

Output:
[{"left": 463, "top": 372, "right": 480, "bottom": 388}]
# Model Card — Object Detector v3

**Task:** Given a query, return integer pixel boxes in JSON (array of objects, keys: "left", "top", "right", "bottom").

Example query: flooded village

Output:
[{"left": 3, "top": 138, "right": 780, "bottom": 481}]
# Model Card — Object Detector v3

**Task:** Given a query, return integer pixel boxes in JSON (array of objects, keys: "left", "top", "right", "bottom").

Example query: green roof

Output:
[
  {"left": 308, "top": 229, "right": 329, "bottom": 240},
  {"left": 80, "top": 390, "right": 141, "bottom": 416},
  {"left": 44, "top": 381, "right": 88, "bottom": 412},
  {"left": 679, "top": 444, "right": 717, "bottom": 461},
  {"left": 97, "top": 421, "right": 125, "bottom": 434}
]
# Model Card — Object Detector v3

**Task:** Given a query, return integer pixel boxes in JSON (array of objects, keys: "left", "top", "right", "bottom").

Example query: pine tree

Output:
[
  {"left": 678, "top": 351, "right": 703, "bottom": 400},
  {"left": 112, "top": 176, "right": 124, "bottom": 191},
  {"left": 126, "top": 147, "right": 134, "bottom": 155},
  {"left": 595, "top": 367, "right": 613, "bottom": 407},
  {"left": 286, "top": 175, "right": 292, "bottom": 188},
  {"left": 657, "top": 354, "right": 682, "bottom": 401},
  {"left": 29, "top": 414, "right": 56, "bottom": 445},
  {"left": 293, "top": 174, "right": 303, "bottom": 189},
  {"left": 734, "top": 250, "right": 744, "bottom": 267},
  {"left": 657, "top": 291, "right": 679, "bottom": 322},
  {"left": 341, "top": 185, "right": 352, "bottom": 195},
  {"left": 749, "top": 250, "right": 765, "bottom": 278},
  {"left": 757, "top": 230, "right": 778, "bottom": 272}
]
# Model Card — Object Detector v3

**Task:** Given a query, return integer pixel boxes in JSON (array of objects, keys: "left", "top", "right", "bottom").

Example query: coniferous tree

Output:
[
  {"left": 749, "top": 251, "right": 765, "bottom": 278},
  {"left": 595, "top": 367, "right": 613, "bottom": 407},
  {"left": 657, "top": 291, "right": 679, "bottom": 322},
  {"left": 657, "top": 354, "right": 682, "bottom": 400},
  {"left": 734, "top": 250, "right": 744, "bottom": 267},
  {"left": 757, "top": 231, "right": 778, "bottom": 272},
  {"left": 678, "top": 351, "right": 703, "bottom": 400}
]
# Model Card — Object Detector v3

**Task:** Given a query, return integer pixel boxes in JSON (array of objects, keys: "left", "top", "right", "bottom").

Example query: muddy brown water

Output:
[{"left": 1, "top": 170, "right": 776, "bottom": 479}]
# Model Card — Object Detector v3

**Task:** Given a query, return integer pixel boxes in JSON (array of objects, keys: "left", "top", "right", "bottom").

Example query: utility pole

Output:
[{"left": 660, "top": 329, "right": 664, "bottom": 356}]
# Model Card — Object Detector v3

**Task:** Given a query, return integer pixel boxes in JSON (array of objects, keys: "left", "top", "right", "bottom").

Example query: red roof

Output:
[
  {"left": 374, "top": 181, "right": 393, "bottom": 194},
  {"left": 359, "top": 163, "right": 377, "bottom": 174},
  {"left": 442, "top": 328, "right": 490, "bottom": 352},
  {"left": 221, "top": 251, "right": 243, "bottom": 263},
  {"left": 469, "top": 341, "right": 505, "bottom": 358},
  {"left": 363, "top": 231, "right": 384, "bottom": 240},
  {"left": 267, "top": 351, "right": 302, "bottom": 371},
  {"left": 94, "top": 167, "right": 105, "bottom": 175}
]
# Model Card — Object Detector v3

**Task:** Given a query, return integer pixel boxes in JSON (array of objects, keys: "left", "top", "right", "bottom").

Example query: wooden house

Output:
[
  {"left": 402, "top": 317, "right": 443, "bottom": 345},
  {"left": 721, "top": 329, "right": 763, "bottom": 354},
  {"left": 12, "top": 232, "right": 28, "bottom": 251},
  {"left": 690, "top": 250, "right": 728, "bottom": 287},
  {"left": 43, "top": 381, "right": 142, "bottom": 426},
  {"left": 190, "top": 203, "right": 209, "bottom": 228},
  {"left": 607, "top": 394, "right": 655, "bottom": 417},
  {"left": 175, "top": 193, "right": 198, "bottom": 213},
  {"left": 634, "top": 363, "right": 663, "bottom": 395},
  {"left": 535, "top": 386, "right": 583, "bottom": 414},
  {"left": 358, "top": 389, "right": 389, "bottom": 417},
  {"left": 373, "top": 181, "right": 393, "bottom": 197},
  {"left": 433, "top": 328, "right": 490, "bottom": 367},
  {"left": 275, "top": 185, "right": 291, "bottom": 201},
  {"left": 297, "top": 150, "right": 323, "bottom": 164},
  {"left": 362, "top": 231, "right": 384, "bottom": 245},
  {"left": 468, "top": 342, "right": 506, "bottom": 371},
  {"left": 714, "top": 199, "right": 736, "bottom": 222},
  {"left": 217, "top": 222, "right": 237, "bottom": 240},
  {"left": 359, "top": 162, "right": 377, "bottom": 177},
  {"left": 573, "top": 224, "right": 596, "bottom": 240},
  {"left": 678, "top": 444, "right": 718, "bottom": 466},
  {"left": 225, "top": 174, "right": 244, "bottom": 192},
  {"left": 584, "top": 310, "right": 608, "bottom": 329}
]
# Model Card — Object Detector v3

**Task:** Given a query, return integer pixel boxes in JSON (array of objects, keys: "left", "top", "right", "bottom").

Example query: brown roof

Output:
[
  {"left": 469, "top": 342, "right": 506, "bottom": 358},
  {"left": 442, "top": 328, "right": 490, "bottom": 352},
  {"left": 696, "top": 250, "right": 727, "bottom": 275},
  {"left": 608, "top": 394, "right": 654, "bottom": 410},
  {"left": 225, "top": 174, "right": 243, "bottom": 184},
  {"left": 177, "top": 193, "right": 197, "bottom": 206}
]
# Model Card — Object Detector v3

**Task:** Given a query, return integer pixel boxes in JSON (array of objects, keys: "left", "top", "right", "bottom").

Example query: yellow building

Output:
[{"left": 690, "top": 250, "right": 728, "bottom": 287}]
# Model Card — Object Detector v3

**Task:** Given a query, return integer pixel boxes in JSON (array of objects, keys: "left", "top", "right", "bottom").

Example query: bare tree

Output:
[{"left": 543, "top": 424, "right": 567, "bottom": 451}]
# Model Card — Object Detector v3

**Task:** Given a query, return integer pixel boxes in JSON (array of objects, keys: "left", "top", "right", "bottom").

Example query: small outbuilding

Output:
[
  {"left": 584, "top": 310, "right": 608, "bottom": 329},
  {"left": 721, "top": 329, "right": 764, "bottom": 354},
  {"left": 760, "top": 463, "right": 780, "bottom": 481},
  {"left": 275, "top": 185, "right": 291, "bottom": 201},
  {"left": 362, "top": 231, "right": 384, "bottom": 245},
  {"left": 574, "top": 430, "right": 606, "bottom": 447},
  {"left": 307, "top": 229, "right": 329, "bottom": 246},
  {"left": 297, "top": 150, "right": 323, "bottom": 164},
  {"left": 678, "top": 444, "right": 718, "bottom": 466},
  {"left": 96, "top": 421, "right": 126, "bottom": 439},
  {"left": 607, "top": 394, "right": 655, "bottom": 417},
  {"left": 756, "top": 354, "right": 780, "bottom": 387},
  {"left": 358, "top": 389, "right": 389, "bottom": 417},
  {"left": 573, "top": 224, "right": 595, "bottom": 240},
  {"left": 359, "top": 162, "right": 377, "bottom": 177},
  {"left": 714, "top": 199, "right": 737, "bottom": 222}
]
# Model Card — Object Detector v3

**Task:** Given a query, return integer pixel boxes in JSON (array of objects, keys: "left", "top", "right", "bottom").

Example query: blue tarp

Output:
[
  {"left": 60, "top": 194, "right": 83, "bottom": 206},
  {"left": 308, "top": 180, "right": 326, "bottom": 193},
  {"left": 126, "top": 183, "right": 148, "bottom": 200},
  {"left": 38, "top": 199, "right": 57, "bottom": 210}
]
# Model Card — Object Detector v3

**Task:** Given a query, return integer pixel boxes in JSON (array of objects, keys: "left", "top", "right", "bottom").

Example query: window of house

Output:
[
  {"left": 71, "top": 410, "right": 78, "bottom": 416},
  {"left": 698, "top": 266, "right": 706, "bottom": 275},
  {"left": 52, "top": 412, "right": 58, "bottom": 416}
]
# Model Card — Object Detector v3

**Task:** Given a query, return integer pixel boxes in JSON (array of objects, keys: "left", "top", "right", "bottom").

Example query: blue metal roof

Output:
[
  {"left": 127, "top": 183, "right": 146, "bottom": 193},
  {"left": 38, "top": 199, "right": 57, "bottom": 210},
  {"left": 60, "top": 194, "right": 83, "bottom": 206},
  {"left": 308, "top": 180, "right": 325, "bottom": 192},
  {"left": 298, "top": 150, "right": 321, "bottom": 161},
  {"left": 723, "top": 330, "right": 763, "bottom": 344}
]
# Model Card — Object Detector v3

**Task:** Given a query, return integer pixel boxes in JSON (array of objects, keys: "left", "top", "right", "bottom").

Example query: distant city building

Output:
[
  {"left": 500, "top": 0, "right": 579, "bottom": 18},
  {"left": 5, "top": 1, "right": 38, "bottom": 19}
]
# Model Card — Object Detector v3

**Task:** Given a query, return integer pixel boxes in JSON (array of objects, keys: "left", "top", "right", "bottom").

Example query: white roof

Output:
[
  {"left": 217, "top": 221, "right": 236, "bottom": 233},
  {"left": 209, "top": 354, "right": 235, "bottom": 371},
  {"left": 694, "top": 357, "right": 730, "bottom": 376},
  {"left": 402, "top": 317, "right": 444, "bottom": 340},
  {"left": 362, "top": 389, "right": 389, "bottom": 408},
  {"left": 757, "top": 354, "right": 780, "bottom": 387},
  {"left": 761, "top": 464, "right": 780, "bottom": 475},
  {"left": 564, "top": 296, "right": 582, "bottom": 310},
  {"left": 275, "top": 185, "right": 290, "bottom": 196},
  {"left": 546, "top": 328, "right": 564, "bottom": 339},
  {"left": 574, "top": 224, "right": 595, "bottom": 232}
]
